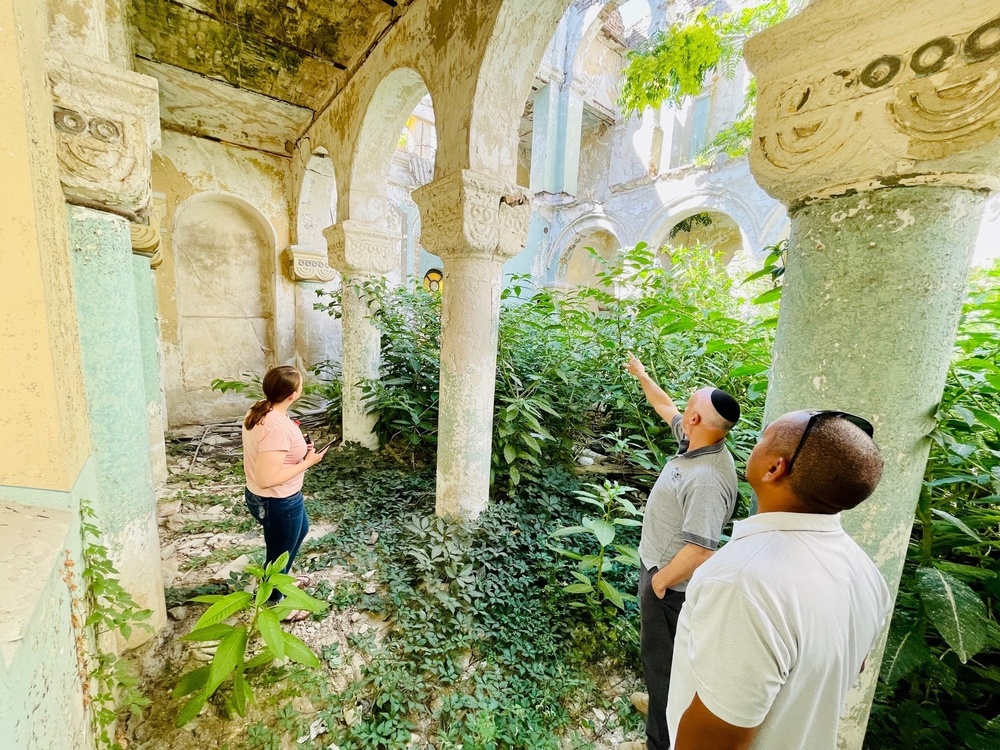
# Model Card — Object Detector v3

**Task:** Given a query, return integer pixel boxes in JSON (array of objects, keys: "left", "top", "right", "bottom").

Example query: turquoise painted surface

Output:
[
  {"left": 0, "top": 461, "right": 95, "bottom": 750},
  {"left": 764, "top": 187, "right": 984, "bottom": 587},
  {"left": 68, "top": 206, "right": 155, "bottom": 536},
  {"left": 132, "top": 255, "right": 162, "bottom": 406}
]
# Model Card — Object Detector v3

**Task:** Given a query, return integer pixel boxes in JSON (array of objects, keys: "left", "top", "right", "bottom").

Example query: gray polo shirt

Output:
[{"left": 637, "top": 415, "right": 738, "bottom": 592}]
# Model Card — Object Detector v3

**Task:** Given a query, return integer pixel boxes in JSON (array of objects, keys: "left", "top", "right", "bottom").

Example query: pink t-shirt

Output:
[{"left": 242, "top": 409, "right": 308, "bottom": 498}]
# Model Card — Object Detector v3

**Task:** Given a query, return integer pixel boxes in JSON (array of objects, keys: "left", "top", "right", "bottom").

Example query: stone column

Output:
[
  {"left": 131, "top": 205, "right": 169, "bottom": 488},
  {"left": 49, "top": 51, "right": 167, "bottom": 641},
  {"left": 745, "top": 3, "right": 1000, "bottom": 746},
  {"left": 413, "top": 171, "right": 531, "bottom": 518},
  {"left": 324, "top": 222, "right": 397, "bottom": 449}
]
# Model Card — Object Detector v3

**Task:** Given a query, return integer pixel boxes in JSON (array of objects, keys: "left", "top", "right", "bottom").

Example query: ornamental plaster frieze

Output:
[
  {"left": 412, "top": 170, "right": 531, "bottom": 262},
  {"left": 324, "top": 221, "right": 397, "bottom": 276},
  {"left": 745, "top": 4, "right": 1000, "bottom": 208},
  {"left": 290, "top": 244, "right": 338, "bottom": 283},
  {"left": 46, "top": 52, "right": 160, "bottom": 219}
]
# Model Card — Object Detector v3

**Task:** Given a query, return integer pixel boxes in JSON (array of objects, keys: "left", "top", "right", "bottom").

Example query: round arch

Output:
[
  {"left": 640, "top": 189, "right": 765, "bottom": 257},
  {"left": 346, "top": 67, "right": 432, "bottom": 225},
  {"left": 558, "top": 227, "right": 623, "bottom": 287},
  {"left": 546, "top": 211, "right": 629, "bottom": 276}
]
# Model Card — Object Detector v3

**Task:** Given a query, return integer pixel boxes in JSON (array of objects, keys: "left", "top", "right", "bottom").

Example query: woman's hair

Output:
[{"left": 244, "top": 366, "right": 302, "bottom": 430}]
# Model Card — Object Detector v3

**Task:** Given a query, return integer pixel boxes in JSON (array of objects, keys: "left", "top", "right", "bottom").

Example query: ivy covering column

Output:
[
  {"left": 745, "top": 3, "right": 1000, "bottom": 746},
  {"left": 413, "top": 170, "right": 531, "bottom": 519},
  {"left": 325, "top": 221, "right": 397, "bottom": 449}
]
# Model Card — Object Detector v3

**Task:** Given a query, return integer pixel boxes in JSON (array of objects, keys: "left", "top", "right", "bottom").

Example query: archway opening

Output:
[
  {"left": 560, "top": 227, "right": 622, "bottom": 288},
  {"left": 661, "top": 210, "right": 745, "bottom": 267}
]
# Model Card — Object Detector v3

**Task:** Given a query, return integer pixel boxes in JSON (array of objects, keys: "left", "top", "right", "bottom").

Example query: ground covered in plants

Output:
[{"left": 122, "top": 430, "right": 647, "bottom": 750}]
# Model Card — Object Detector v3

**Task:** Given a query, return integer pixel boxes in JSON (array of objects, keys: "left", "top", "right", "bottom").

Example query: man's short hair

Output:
[
  {"left": 772, "top": 417, "right": 883, "bottom": 512},
  {"left": 709, "top": 388, "right": 740, "bottom": 433}
]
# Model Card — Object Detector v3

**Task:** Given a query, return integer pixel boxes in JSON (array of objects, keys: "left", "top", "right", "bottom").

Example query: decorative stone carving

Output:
[
  {"left": 290, "top": 244, "right": 338, "bottom": 282},
  {"left": 412, "top": 170, "right": 531, "bottom": 261},
  {"left": 324, "top": 221, "right": 397, "bottom": 276},
  {"left": 745, "top": 3, "right": 1000, "bottom": 207},
  {"left": 47, "top": 51, "right": 160, "bottom": 218},
  {"left": 131, "top": 199, "right": 163, "bottom": 268}
]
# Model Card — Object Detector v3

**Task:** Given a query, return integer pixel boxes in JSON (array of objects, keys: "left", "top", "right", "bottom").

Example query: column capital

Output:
[
  {"left": 289, "top": 244, "right": 338, "bottom": 283},
  {"left": 130, "top": 199, "right": 164, "bottom": 269},
  {"left": 745, "top": 3, "right": 1000, "bottom": 209},
  {"left": 323, "top": 221, "right": 397, "bottom": 276},
  {"left": 47, "top": 52, "right": 160, "bottom": 219},
  {"left": 412, "top": 170, "right": 531, "bottom": 262}
]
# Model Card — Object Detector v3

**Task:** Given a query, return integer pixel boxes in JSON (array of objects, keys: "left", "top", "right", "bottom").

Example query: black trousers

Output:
[{"left": 639, "top": 563, "right": 686, "bottom": 750}]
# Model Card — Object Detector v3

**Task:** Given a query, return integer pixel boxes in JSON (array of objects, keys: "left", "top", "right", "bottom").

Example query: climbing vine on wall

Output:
[{"left": 618, "top": 1, "right": 791, "bottom": 162}]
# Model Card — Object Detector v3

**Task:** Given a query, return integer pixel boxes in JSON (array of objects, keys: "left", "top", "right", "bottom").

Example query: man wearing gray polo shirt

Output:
[
  {"left": 621, "top": 354, "right": 741, "bottom": 750},
  {"left": 667, "top": 410, "right": 891, "bottom": 750}
]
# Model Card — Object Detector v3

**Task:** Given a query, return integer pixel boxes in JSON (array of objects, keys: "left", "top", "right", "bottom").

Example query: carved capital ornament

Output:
[
  {"left": 290, "top": 245, "right": 338, "bottom": 283},
  {"left": 745, "top": 2, "right": 1000, "bottom": 208},
  {"left": 324, "top": 221, "right": 398, "bottom": 276},
  {"left": 412, "top": 170, "right": 531, "bottom": 262},
  {"left": 47, "top": 52, "right": 160, "bottom": 218}
]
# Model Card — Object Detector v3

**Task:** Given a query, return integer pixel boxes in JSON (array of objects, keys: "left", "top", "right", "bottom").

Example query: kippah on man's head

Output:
[{"left": 711, "top": 388, "right": 741, "bottom": 425}]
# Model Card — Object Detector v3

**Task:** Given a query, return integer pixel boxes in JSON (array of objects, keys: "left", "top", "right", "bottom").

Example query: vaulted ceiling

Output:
[{"left": 130, "top": 0, "right": 417, "bottom": 155}]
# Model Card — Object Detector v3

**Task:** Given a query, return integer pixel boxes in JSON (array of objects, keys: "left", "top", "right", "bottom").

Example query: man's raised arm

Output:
[{"left": 626, "top": 353, "right": 681, "bottom": 424}]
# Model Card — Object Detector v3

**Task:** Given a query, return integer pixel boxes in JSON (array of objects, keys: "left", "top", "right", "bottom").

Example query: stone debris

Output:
[
  {"left": 210, "top": 554, "right": 251, "bottom": 583},
  {"left": 157, "top": 499, "right": 182, "bottom": 518},
  {"left": 368, "top": 531, "right": 379, "bottom": 545},
  {"left": 297, "top": 718, "right": 328, "bottom": 744},
  {"left": 161, "top": 557, "right": 179, "bottom": 588},
  {"left": 167, "top": 606, "right": 188, "bottom": 621}
]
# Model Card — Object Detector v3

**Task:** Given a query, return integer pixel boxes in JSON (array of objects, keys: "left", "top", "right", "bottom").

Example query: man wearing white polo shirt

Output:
[{"left": 667, "top": 410, "right": 892, "bottom": 750}]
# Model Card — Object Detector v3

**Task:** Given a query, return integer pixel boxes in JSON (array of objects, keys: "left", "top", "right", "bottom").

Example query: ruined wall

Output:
[
  {"left": 152, "top": 131, "right": 293, "bottom": 426},
  {"left": 577, "top": 116, "right": 614, "bottom": 201}
]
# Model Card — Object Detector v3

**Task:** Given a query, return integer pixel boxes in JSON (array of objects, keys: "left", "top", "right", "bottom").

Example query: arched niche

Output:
[
  {"left": 662, "top": 210, "right": 745, "bottom": 267},
  {"left": 169, "top": 192, "right": 277, "bottom": 425},
  {"left": 559, "top": 227, "right": 623, "bottom": 287},
  {"left": 293, "top": 151, "right": 342, "bottom": 371}
]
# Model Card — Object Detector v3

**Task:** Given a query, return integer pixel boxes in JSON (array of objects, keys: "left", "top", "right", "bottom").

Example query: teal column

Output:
[
  {"left": 131, "top": 252, "right": 168, "bottom": 487},
  {"left": 744, "top": 3, "right": 1000, "bottom": 745},
  {"left": 68, "top": 205, "right": 166, "bottom": 640}
]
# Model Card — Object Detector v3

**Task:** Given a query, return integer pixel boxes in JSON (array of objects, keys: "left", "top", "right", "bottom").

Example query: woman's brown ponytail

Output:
[{"left": 243, "top": 365, "right": 302, "bottom": 429}]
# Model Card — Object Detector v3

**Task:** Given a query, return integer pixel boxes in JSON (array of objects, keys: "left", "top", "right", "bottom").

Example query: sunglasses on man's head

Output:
[{"left": 786, "top": 410, "right": 875, "bottom": 473}]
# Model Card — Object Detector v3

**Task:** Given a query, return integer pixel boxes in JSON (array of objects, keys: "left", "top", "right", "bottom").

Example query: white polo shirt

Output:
[{"left": 666, "top": 511, "right": 891, "bottom": 750}]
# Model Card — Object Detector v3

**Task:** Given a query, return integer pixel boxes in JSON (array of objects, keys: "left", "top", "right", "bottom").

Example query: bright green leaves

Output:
[
  {"left": 173, "top": 553, "right": 328, "bottom": 727},
  {"left": 916, "top": 567, "right": 992, "bottom": 664},
  {"left": 551, "top": 482, "right": 643, "bottom": 610}
]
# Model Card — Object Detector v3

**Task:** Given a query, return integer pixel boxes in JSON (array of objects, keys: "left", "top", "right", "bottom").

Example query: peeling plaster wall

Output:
[
  {"left": 577, "top": 116, "right": 613, "bottom": 201},
  {"left": 152, "top": 131, "right": 293, "bottom": 427}
]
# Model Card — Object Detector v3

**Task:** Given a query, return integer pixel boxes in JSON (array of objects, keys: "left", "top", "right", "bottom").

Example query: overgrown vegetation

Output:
[
  {"left": 80, "top": 502, "right": 154, "bottom": 750},
  {"left": 618, "top": 0, "right": 792, "bottom": 164}
]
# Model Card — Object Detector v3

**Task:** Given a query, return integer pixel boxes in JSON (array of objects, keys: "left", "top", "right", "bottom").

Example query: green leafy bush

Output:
[{"left": 173, "top": 552, "right": 328, "bottom": 726}]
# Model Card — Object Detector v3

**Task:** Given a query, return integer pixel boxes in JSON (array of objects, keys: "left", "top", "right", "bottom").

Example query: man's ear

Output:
[
  {"left": 761, "top": 453, "right": 789, "bottom": 484},
  {"left": 689, "top": 412, "right": 702, "bottom": 426}
]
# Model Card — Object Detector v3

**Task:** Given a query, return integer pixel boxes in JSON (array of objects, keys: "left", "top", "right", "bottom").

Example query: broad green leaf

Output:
[
  {"left": 549, "top": 525, "right": 590, "bottom": 538},
  {"left": 176, "top": 692, "right": 207, "bottom": 727},
  {"left": 256, "top": 608, "right": 285, "bottom": 659},
  {"left": 931, "top": 508, "right": 983, "bottom": 543},
  {"left": 192, "top": 591, "right": 252, "bottom": 631},
  {"left": 232, "top": 671, "right": 250, "bottom": 717},
  {"left": 182, "top": 623, "right": 236, "bottom": 642},
  {"left": 613, "top": 518, "right": 643, "bottom": 527},
  {"left": 564, "top": 583, "right": 594, "bottom": 594},
  {"left": 255, "top": 581, "right": 274, "bottom": 607},
  {"left": 245, "top": 650, "right": 275, "bottom": 670},
  {"left": 282, "top": 630, "right": 321, "bottom": 668},
  {"left": 570, "top": 570, "right": 592, "bottom": 585},
  {"left": 189, "top": 595, "right": 225, "bottom": 604},
  {"left": 579, "top": 554, "right": 603, "bottom": 572},
  {"left": 205, "top": 628, "right": 249, "bottom": 697},
  {"left": 952, "top": 404, "right": 977, "bottom": 426},
  {"left": 916, "top": 567, "right": 991, "bottom": 662},
  {"left": 752, "top": 287, "right": 782, "bottom": 305},
  {"left": 172, "top": 666, "right": 209, "bottom": 699},
  {"left": 583, "top": 516, "right": 615, "bottom": 547},
  {"left": 271, "top": 584, "right": 328, "bottom": 613},
  {"left": 880, "top": 622, "right": 932, "bottom": 685},
  {"left": 970, "top": 407, "right": 1000, "bottom": 433},
  {"left": 503, "top": 443, "right": 517, "bottom": 464},
  {"left": 598, "top": 579, "right": 626, "bottom": 610}
]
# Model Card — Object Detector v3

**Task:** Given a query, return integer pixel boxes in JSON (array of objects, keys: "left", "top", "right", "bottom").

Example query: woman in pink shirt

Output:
[{"left": 242, "top": 366, "right": 329, "bottom": 620}]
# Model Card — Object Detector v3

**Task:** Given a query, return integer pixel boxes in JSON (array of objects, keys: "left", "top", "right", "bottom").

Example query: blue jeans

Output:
[{"left": 244, "top": 488, "right": 310, "bottom": 600}]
